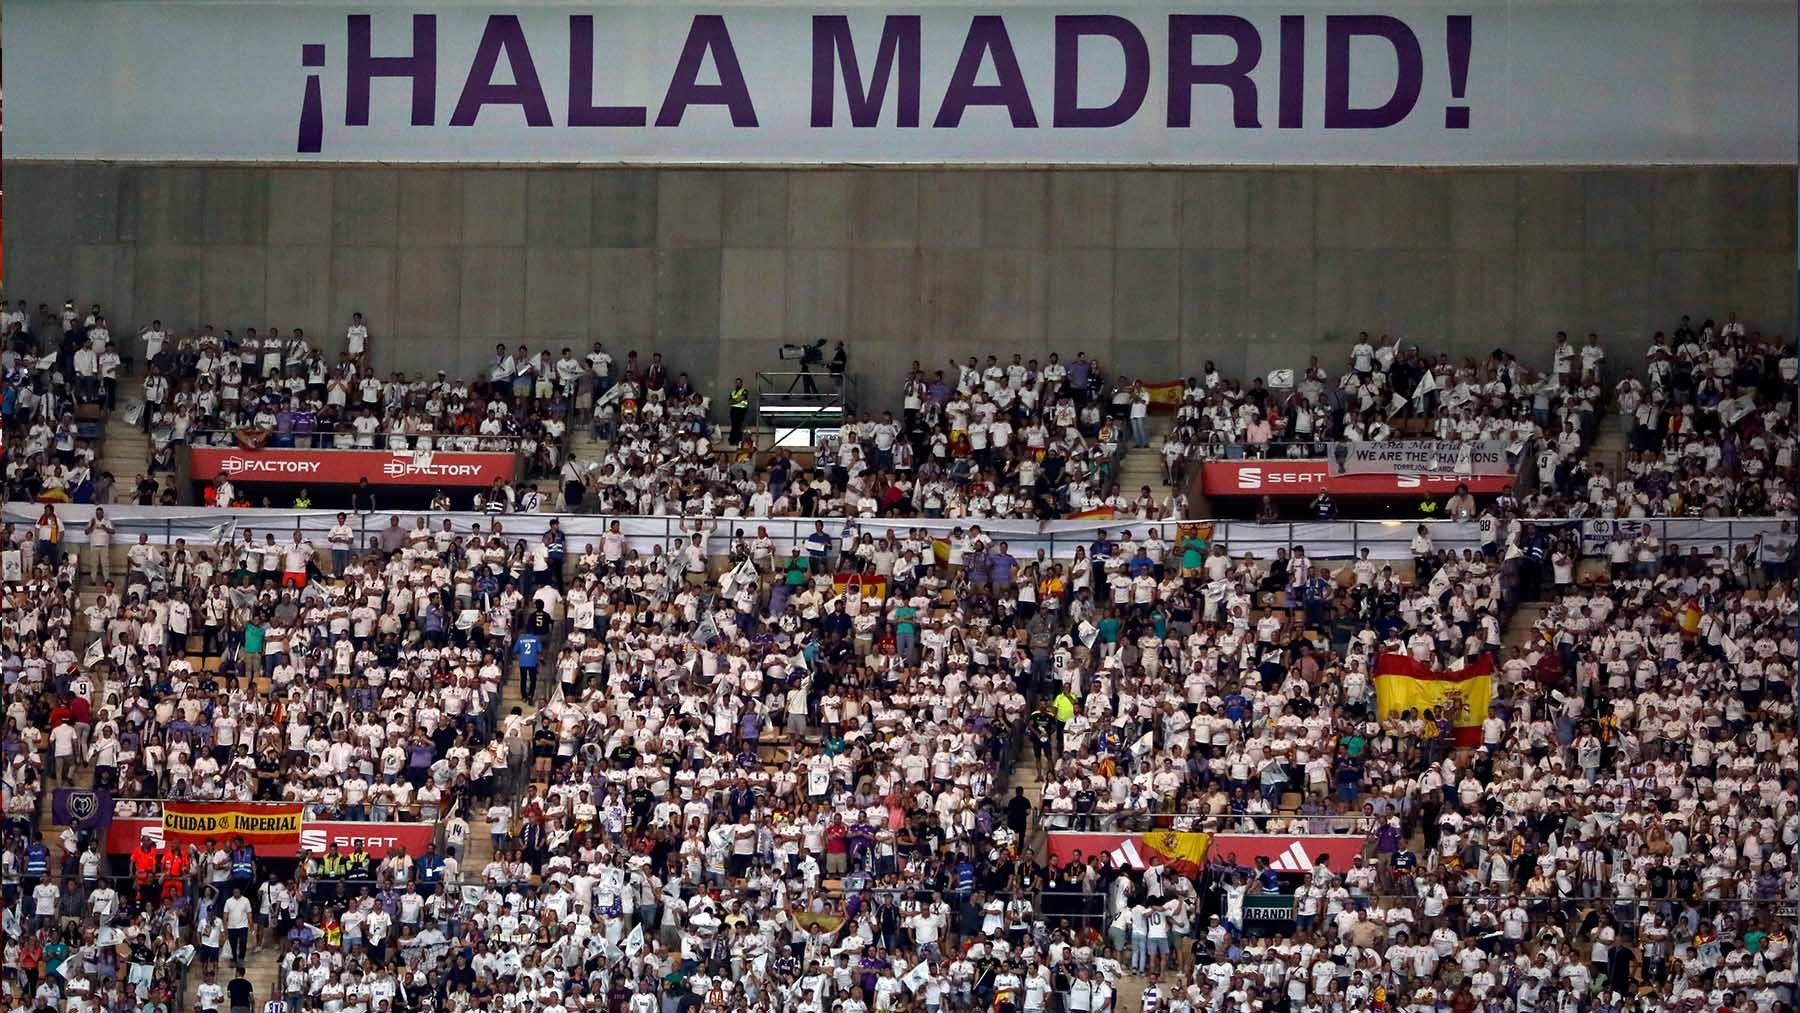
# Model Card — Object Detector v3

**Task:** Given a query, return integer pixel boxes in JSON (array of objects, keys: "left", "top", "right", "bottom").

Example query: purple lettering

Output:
[
  {"left": 298, "top": 44, "right": 326, "bottom": 153},
  {"left": 569, "top": 15, "right": 647, "bottom": 127},
  {"left": 1167, "top": 15, "right": 1261, "bottom": 129},
  {"left": 1444, "top": 15, "right": 1472, "bottom": 129},
  {"left": 811, "top": 15, "right": 921, "bottom": 128},
  {"left": 1324, "top": 15, "right": 1422, "bottom": 128},
  {"left": 656, "top": 15, "right": 759, "bottom": 128},
  {"left": 934, "top": 15, "right": 1037, "bottom": 128},
  {"left": 1278, "top": 16, "right": 1304, "bottom": 128},
  {"left": 346, "top": 14, "right": 437, "bottom": 127},
  {"left": 450, "top": 15, "right": 552, "bottom": 126},
  {"left": 1053, "top": 15, "right": 1149, "bottom": 128}
]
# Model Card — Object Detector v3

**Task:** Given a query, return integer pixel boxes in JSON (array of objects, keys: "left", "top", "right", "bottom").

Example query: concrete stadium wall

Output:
[{"left": 5, "top": 163, "right": 1794, "bottom": 402}]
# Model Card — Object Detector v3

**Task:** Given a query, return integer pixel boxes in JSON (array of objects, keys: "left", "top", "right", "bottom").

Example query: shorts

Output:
[
  {"left": 281, "top": 570, "right": 307, "bottom": 588},
  {"left": 1148, "top": 937, "right": 1169, "bottom": 955}
]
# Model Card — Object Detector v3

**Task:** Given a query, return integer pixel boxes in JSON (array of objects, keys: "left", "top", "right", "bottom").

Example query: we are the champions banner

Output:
[{"left": 10, "top": 0, "right": 1795, "bottom": 164}]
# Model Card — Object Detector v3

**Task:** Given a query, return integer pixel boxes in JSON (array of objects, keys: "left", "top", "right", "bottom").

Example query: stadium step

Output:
[
  {"left": 1115, "top": 416, "right": 1173, "bottom": 493},
  {"left": 1114, "top": 975, "right": 1147, "bottom": 1011},
  {"left": 462, "top": 819, "right": 495, "bottom": 874},
  {"left": 95, "top": 417, "right": 152, "bottom": 487}
]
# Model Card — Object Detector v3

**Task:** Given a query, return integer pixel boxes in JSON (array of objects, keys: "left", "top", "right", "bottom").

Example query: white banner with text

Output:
[{"left": 9, "top": 0, "right": 1795, "bottom": 164}]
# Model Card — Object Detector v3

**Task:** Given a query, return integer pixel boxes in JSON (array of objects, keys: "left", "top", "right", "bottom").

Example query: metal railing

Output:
[
  {"left": 1044, "top": 812, "right": 1376, "bottom": 832},
  {"left": 185, "top": 429, "right": 537, "bottom": 455},
  {"left": 9, "top": 505, "right": 1788, "bottom": 568}
]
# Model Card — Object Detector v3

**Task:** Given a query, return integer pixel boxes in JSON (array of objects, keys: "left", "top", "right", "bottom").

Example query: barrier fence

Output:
[{"left": 5, "top": 504, "right": 1790, "bottom": 564}]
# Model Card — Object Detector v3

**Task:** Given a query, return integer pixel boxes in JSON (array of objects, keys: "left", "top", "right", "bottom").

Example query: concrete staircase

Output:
[
  {"left": 95, "top": 418, "right": 152, "bottom": 495},
  {"left": 237, "top": 940, "right": 285, "bottom": 1010},
  {"left": 1586, "top": 412, "right": 1629, "bottom": 480},
  {"left": 1114, "top": 416, "right": 1174, "bottom": 497}
]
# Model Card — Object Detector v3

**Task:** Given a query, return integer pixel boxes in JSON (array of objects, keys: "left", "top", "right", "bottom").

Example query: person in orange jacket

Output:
[
  {"left": 161, "top": 844, "right": 192, "bottom": 900},
  {"left": 130, "top": 836, "right": 162, "bottom": 906}
]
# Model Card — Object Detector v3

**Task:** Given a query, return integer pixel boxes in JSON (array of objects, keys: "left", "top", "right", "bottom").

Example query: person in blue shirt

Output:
[
  {"left": 22, "top": 838, "right": 50, "bottom": 893},
  {"left": 1127, "top": 549, "right": 1156, "bottom": 578},
  {"left": 989, "top": 542, "right": 1017, "bottom": 592},
  {"left": 514, "top": 632, "right": 543, "bottom": 701},
  {"left": 545, "top": 520, "right": 567, "bottom": 587},
  {"left": 413, "top": 845, "right": 444, "bottom": 896},
  {"left": 422, "top": 592, "right": 447, "bottom": 646},
  {"left": 805, "top": 521, "right": 834, "bottom": 570}
]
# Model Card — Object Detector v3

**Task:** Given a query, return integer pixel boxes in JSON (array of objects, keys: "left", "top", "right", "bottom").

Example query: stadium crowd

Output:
[
  {"left": 567, "top": 352, "right": 1180, "bottom": 522},
  {"left": 2, "top": 299, "right": 1796, "bottom": 1013},
  {"left": 1159, "top": 320, "right": 1796, "bottom": 522},
  {"left": 1033, "top": 521, "right": 1797, "bottom": 1011},
  {"left": 6, "top": 486, "right": 1795, "bottom": 1011}
]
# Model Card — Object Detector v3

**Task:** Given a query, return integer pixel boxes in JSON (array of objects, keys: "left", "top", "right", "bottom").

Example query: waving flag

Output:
[
  {"left": 1138, "top": 830, "right": 1212, "bottom": 877},
  {"left": 1099, "top": 832, "right": 1213, "bottom": 877},
  {"left": 1373, "top": 653, "right": 1494, "bottom": 747}
]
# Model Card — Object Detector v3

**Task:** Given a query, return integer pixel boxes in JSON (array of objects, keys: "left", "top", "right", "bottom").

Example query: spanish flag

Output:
[
  {"left": 1064, "top": 506, "right": 1117, "bottom": 520},
  {"left": 1138, "top": 829, "right": 1211, "bottom": 877},
  {"left": 1372, "top": 653, "right": 1494, "bottom": 747},
  {"left": 1142, "top": 379, "right": 1184, "bottom": 412}
]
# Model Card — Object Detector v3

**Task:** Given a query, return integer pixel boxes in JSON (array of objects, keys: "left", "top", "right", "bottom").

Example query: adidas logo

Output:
[
  {"left": 1109, "top": 839, "right": 1146, "bottom": 870},
  {"left": 1266, "top": 841, "right": 1314, "bottom": 872}
]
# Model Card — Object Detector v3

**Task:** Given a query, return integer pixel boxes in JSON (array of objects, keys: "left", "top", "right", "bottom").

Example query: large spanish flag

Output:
[
  {"left": 1139, "top": 830, "right": 1211, "bottom": 877},
  {"left": 1373, "top": 653, "right": 1494, "bottom": 747}
]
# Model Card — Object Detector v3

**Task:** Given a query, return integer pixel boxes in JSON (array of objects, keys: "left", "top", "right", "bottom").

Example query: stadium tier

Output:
[{"left": 3, "top": 1, "right": 1797, "bottom": 1012}]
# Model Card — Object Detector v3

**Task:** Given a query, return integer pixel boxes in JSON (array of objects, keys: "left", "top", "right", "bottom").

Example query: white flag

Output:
[
  {"left": 623, "top": 924, "right": 645, "bottom": 959},
  {"left": 902, "top": 961, "right": 932, "bottom": 992}
]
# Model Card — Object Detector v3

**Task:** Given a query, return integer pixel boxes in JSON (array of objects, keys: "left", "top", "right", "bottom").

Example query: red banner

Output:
[
  {"left": 1207, "top": 834, "right": 1368, "bottom": 873},
  {"left": 1200, "top": 460, "right": 1515, "bottom": 497},
  {"left": 107, "top": 817, "right": 436, "bottom": 859},
  {"left": 188, "top": 447, "right": 515, "bottom": 487},
  {"left": 1047, "top": 831, "right": 1366, "bottom": 875}
]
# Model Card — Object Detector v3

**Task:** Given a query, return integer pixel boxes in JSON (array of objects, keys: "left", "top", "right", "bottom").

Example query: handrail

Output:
[
  {"left": 7, "top": 504, "right": 1788, "bottom": 566},
  {"left": 183, "top": 429, "right": 536, "bottom": 454}
]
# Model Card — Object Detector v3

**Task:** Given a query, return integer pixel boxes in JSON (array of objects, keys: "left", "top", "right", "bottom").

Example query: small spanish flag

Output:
[
  {"left": 1064, "top": 506, "right": 1117, "bottom": 520},
  {"left": 1141, "top": 379, "right": 1184, "bottom": 412},
  {"left": 1373, "top": 653, "right": 1495, "bottom": 747}
]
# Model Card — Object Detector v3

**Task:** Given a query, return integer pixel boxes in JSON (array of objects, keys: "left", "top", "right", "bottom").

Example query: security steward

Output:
[
  {"left": 161, "top": 841, "right": 193, "bottom": 901},
  {"left": 728, "top": 378, "right": 751, "bottom": 445},
  {"left": 130, "top": 834, "right": 163, "bottom": 907}
]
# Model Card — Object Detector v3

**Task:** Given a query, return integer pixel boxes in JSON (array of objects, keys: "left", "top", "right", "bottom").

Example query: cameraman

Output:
[{"left": 829, "top": 340, "right": 847, "bottom": 388}]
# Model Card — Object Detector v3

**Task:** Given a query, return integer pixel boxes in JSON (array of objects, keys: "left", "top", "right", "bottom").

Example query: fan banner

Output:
[
  {"left": 52, "top": 789, "right": 114, "bottom": 830},
  {"left": 1327, "top": 440, "right": 1514, "bottom": 478},
  {"left": 159, "top": 802, "right": 305, "bottom": 849},
  {"left": 107, "top": 815, "right": 436, "bottom": 858}
]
